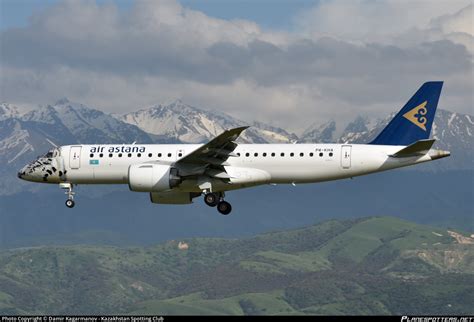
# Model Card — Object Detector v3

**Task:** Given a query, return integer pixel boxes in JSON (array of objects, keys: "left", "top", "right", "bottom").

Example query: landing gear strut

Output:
[
  {"left": 60, "top": 182, "right": 75, "bottom": 208},
  {"left": 203, "top": 191, "right": 232, "bottom": 215}
]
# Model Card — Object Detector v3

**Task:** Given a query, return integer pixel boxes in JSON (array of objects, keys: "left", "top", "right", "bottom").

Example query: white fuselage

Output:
[
  {"left": 16, "top": 82, "right": 449, "bottom": 210},
  {"left": 40, "top": 143, "right": 431, "bottom": 191}
]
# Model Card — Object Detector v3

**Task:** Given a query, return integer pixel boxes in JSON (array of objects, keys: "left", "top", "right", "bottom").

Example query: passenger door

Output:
[
  {"left": 341, "top": 145, "right": 351, "bottom": 169},
  {"left": 69, "top": 146, "right": 82, "bottom": 169}
]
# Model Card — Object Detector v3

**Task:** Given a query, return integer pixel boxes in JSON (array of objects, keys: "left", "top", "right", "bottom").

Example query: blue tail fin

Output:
[{"left": 370, "top": 81, "right": 443, "bottom": 145}]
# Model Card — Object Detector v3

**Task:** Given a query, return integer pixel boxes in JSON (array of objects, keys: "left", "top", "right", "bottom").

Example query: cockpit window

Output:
[{"left": 43, "top": 148, "right": 59, "bottom": 158}]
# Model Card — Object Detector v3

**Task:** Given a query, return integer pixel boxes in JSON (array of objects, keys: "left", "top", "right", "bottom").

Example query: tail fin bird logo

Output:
[{"left": 403, "top": 101, "right": 428, "bottom": 131}]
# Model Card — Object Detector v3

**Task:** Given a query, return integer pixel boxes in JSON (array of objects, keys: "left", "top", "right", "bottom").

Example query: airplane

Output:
[{"left": 18, "top": 82, "right": 450, "bottom": 215}]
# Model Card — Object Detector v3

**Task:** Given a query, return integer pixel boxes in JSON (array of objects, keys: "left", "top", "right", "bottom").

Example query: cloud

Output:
[
  {"left": 295, "top": 0, "right": 472, "bottom": 41},
  {"left": 428, "top": 4, "right": 474, "bottom": 53},
  {"left": 430, "top": 4, "right": 473, "bottom": 36},
  {"left": 0, "top": 0, "right": 472, "bottom": 131}
]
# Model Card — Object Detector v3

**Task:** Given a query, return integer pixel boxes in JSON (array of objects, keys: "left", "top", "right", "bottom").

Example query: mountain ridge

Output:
[
  {"left": 0, "top": 98, "right": 472, "bottom": 195},
  {"left": 119, "top": 99, "right": 298, "bottom": 144},
  {"left": 3, "top": 98, "right": 472, "bottom": 145},
  {"left": 0, "top": 216, "right": 472, "bottom": 315}
]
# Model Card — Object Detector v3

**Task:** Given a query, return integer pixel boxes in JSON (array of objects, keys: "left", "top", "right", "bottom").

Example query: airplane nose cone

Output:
[{"left": 17, "top": 164, "right": 30, "bottom": 181}]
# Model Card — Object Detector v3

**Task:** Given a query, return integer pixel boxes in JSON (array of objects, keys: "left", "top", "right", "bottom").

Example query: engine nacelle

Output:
[{"left": 128, "top": 164, "right": 181, "bottom": 192}]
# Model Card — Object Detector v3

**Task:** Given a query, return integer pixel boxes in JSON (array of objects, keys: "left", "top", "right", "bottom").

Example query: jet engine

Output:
[{"left": 128, "top": 164, "right": 181, "bottom": 192}]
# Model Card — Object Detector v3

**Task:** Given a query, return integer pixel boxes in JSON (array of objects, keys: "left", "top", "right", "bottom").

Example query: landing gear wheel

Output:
[
  {"left": 60, "top": 183, "right": 76, "bottom": 208},
  {"left": 65, "top": 199, "right": 75, "bottom": 208},
  {"left": 217, "top": 201, "right": 232, "bottom": 215},
  {"left": 204, "top": 193, "right": 219, "bottom": 207}
]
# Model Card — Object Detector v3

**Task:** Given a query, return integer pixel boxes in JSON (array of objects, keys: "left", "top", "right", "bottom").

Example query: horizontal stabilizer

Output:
[{"left": 390, "top": 139, "right": 435, "bottom": 158}]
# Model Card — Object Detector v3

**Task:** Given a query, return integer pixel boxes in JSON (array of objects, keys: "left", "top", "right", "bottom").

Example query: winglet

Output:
[
  {"left": 390, "top": 139, "right": 435, "bottom": 158},
  {"left": 225, "top": 126, "right": 249, "bottom": 142}
]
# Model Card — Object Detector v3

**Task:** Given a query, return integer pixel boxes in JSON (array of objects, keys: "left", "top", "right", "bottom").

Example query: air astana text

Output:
[{"left": 89, "top": 146, "right": 146, "bottom": 153}]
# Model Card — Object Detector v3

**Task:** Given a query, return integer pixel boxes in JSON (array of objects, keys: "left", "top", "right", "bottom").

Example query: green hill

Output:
[{"left": 0, "top": 216, "right": 472, "bottom": 315}]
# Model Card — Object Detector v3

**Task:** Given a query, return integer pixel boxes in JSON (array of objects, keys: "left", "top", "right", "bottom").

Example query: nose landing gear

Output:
[
  {"left": 203, "top": 192, "right": 232, "bottom": 215},
  {"left": 60, "top": 182, "right": 75, "bottom": 208},
  {"left": 65, "top": 199, "right": 75, "bottom": 208}
]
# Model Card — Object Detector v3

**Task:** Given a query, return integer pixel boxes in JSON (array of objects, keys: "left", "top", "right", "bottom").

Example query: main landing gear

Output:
[
  {"left": 204, "top": 192, "right": 232, "bottom": 215},
  {"left": 60, "top": 182, "right": 75, "bottom": 208},
  {"left": 217, "top": 200, "right": 232, "bottom": 215}
]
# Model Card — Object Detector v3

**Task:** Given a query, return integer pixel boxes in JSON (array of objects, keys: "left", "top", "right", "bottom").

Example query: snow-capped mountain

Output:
[
  {"left": 301, "top": 109, "right": 473, "bottom": 171},
  {"left": 0, "top": 98, "right": 472, "bottom": 195},
  {"left": 0, "top": 103, "right": 21, "bottom": 121},
  {"left": 336, "top": 110, "right": 473, "bottom": 149},
  {"left": 119, "top": 100, "right": 297, "bottom": 144},
  {"left": 336, "top": 115, "right": 388, "bottom": 144},
  {"left": 250, "top": 121, "right": 298, "bottom": 144},
  {"left": 22, "top": 98, "right": 153, "bottom": 144},
  {"left": 300, "top": 121, "right": 336, "bottom": 143},
  {"left": 0, "top": 99, "right": 154, "bottom": 195},
  {"left": 418, "top": 110, "right": 473, "bottom": 171},
  {"left": 0, "top": 116, "right": 72, "bottom": 194}
]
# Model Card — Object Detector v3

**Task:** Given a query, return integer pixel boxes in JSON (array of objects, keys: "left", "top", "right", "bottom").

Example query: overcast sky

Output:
[{"left": 1, "top": 0, "right": 472, "bottom": 131}]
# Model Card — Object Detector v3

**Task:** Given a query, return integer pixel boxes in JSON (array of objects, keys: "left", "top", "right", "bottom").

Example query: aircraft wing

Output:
[{"left": 176, "top": 126, "right": 248, "bottom": 171}]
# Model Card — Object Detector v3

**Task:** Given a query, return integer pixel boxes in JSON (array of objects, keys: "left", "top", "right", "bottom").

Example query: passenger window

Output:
[
  {"left": 168, "top": 153, "right": 172, "bottom": 157},
  {"left": 329, "top": 152, "right": 333, "bottom": 157},
  {"left": 290, "top": 153, "right": 294, "bottom": 157},
  {"left": 281, "top": 153, "right": 285, "bottom": 157},
  {"left": 90, "top": 154, "right": 94, "bottom": 158},
  {"left": 319, "top": 152, "right": 323, "bottom": 157},
  {"left": 158, "top": 153, "right": 162, "bottom": 157},
  {"left": 271, "top": 153, "right": 275, "bottom": 157},
  {"left": 310, "top": 152, "right": 314, "bottom": 157},
  {"left": 118, "top": 153, "right": 122, "bottom": 157},
  {"left": 300, "top": 153, "right": 304, "bottom": 157},
  {"left": 246, "top": 153, "right": 250, "bottom": 157},
  {"left": 237, "top": 153, "right": 241, "bottom": 157},
  {"left": 109, "top": 153, "right": 113, "bottom": 158},
  {"left": 263, "top": 153, "right": 267, "bottom": 157},
  {"left": 99, "top": 153, "right": 103, "bottom": 158},
  {"left": 128, "top": 153, "right": 132, "bottom": 157},
  {"left": 178, "top": 153, "right": 182, "bottom": 157},
  {"left": 254, "top": 153, "right": 258, "bottom": 157},
  {"left": 148, "top": 153, "right": 152, "bottom": 157},
  {"left": 137, "top": 153, "right": 142, "bottom": 157}
]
